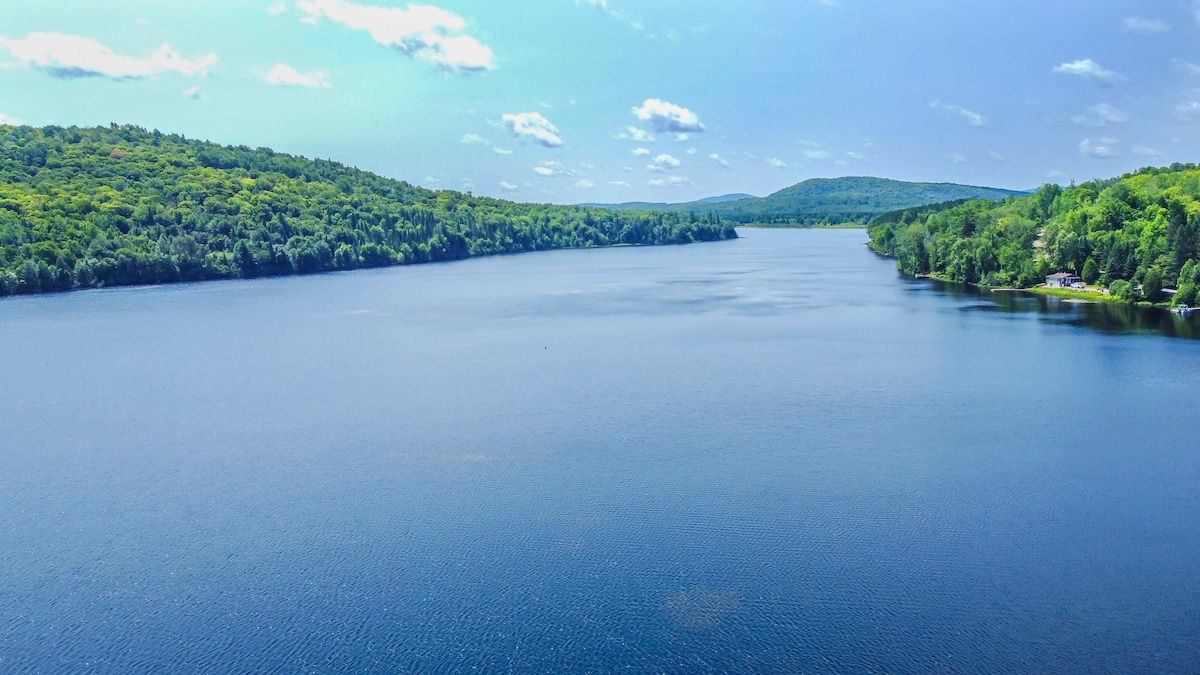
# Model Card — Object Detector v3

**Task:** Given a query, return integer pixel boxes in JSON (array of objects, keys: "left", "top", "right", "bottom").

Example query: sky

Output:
[{"left": 2, "top": 0, "right": 1200, "bottom": 203}]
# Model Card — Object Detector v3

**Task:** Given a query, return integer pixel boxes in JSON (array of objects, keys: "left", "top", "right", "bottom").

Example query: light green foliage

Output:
[
  {"left": 868, "top": 165, "right": 1200, "bottom": 304},
  {"left": 0, "top": 124, "right": 737, "bottom": 296}
]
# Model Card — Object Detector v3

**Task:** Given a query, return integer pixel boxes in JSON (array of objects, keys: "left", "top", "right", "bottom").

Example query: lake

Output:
[{"left": 2, "top": 228, "right": 1199, "bottom": 673}]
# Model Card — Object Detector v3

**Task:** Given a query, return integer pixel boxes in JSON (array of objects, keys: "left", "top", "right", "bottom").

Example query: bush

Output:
[
  {"left": 1143, "top": 267, "right": 1164, "bottom": 303},
  {"left": 1110, "top": 279, "right": 1140, "bottom": 302},
  {"left": 1175, "top": 282, "right": 1197, "bottom": 307}
]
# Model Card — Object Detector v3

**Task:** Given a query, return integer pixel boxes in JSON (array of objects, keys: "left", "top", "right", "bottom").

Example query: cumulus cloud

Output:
[
  {"left": 0, "top": 32, "right": 217, "bottom": 79},
  {"left": 296, "top": 0, "right": 494, "bottom": 73},
  {"left": 1079, "top": 137, "right": 1120, "bottom": 158},
  {"left": 498, "top": 181, "right": 518, "bottom": 192},
  {"left": 502, "top": 112, "right": 563, "bottom": 147},
  {"left": 264, "top": 63, "right": 330, "bottom": 88},
  {"left": 707, "top": 154, "right": 731, "bottom": 168},
  {"left": 1122, "top": 17, "right": 1169, "bottom": 33},
  {"left": 613, "top": 126, "right": 655, "bottom": 142},
  {"left": 460, "top": 133, "right": 486, "bottom": 144},
  {"left": 492, "top": 147, "right": 513, "bottom": 155},
  {"left": 632, "top": 147, "right": 651, "bottom": 156},
  {"left": 930, "top": 99, "right": 991, "bottom": 128},
  {"left": 532, "top": 160, "right": 573, "bottom": 177},
  {"left": 575, "top": 179, "right": 596, "bottom": 189},
  {"left": 647, "top": 153, "right": 681, "bottom": 171},
  {"left": 184, "top": 85, "right": 203, "bottom": 100},
  {"left": 766, "top": 157, "right": 789, "bottom": 168},
  {"left": 649, "top": 176, "right": 691, "bottom": 188},
  {"left": 266, "top": 2, "right": 289, "bottom": 15},
  {"left": 1071, "top": 103, "right": 1129, "bottom": 127},
  {"left": 632, "top": 99, "right": 705, "bottom": 134},
  {"left": 1053, "top": 59, "right": 1125, "bottom": 86}
]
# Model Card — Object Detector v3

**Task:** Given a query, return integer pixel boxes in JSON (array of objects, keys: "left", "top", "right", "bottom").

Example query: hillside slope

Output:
[
  {"left": 867, "top": 164, "right": 1200, "bottom": 305},
  {"left": 0, "top": 124, "right": 736, "bottom": 296},
  {"left": 592, "top": 177, "right": 1025, "bottom": 226}
]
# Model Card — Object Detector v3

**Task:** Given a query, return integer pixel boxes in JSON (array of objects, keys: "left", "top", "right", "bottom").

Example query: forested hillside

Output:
[
  {"left": 0, "top": 124, "right": 736, "bottom": 296},
  {"left": 591, "top": 177, "right": 1024, "bottom": 226},
  {"left": 868, "top": 164, "right": 1200, "bottom": 305}
]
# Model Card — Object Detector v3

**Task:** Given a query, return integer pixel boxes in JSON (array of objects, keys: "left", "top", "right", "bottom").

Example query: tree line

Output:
[
  {"left": 868, "top": 164, "right": 1200, "bottom": 306},
  {"left": 0, "top": 124, "right": 737, "bottom": 296}
]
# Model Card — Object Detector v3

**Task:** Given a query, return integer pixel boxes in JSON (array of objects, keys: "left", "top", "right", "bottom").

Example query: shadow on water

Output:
[{"left": 922, "top": 279, "right": 1200, "bottom": 339}]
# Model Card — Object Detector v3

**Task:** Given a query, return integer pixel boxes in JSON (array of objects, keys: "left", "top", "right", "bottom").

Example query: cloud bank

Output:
[{"left": 0, "top": 32, "right": 216, "bottom": 79}]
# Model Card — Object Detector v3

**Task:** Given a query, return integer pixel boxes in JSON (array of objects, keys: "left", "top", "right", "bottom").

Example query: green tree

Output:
[
  {"left": 1143, "top": 267, "right": 1164, "bottom": 303},
  {"left": 1081, "top": 257, "right": 1100, "bottom": 285}
]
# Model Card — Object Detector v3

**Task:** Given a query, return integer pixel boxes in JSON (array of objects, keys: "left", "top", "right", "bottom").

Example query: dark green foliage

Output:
[
  {"left": 591, "top": 177, "right": 1025, "bottom": 226},
  {"left": 1143, "top": 268, "right": 1164, "bottom": 303},
  {"left": 0, "top": 123, "right": 737, "bottom": 297},
  {"left": 868, "top": 165, "right": 1200, "bottom": 303}
]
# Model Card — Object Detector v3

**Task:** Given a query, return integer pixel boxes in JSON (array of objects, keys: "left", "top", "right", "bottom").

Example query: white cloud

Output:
[
  {"left": 1052, "top": 59, "right": 1125, "bottom": 86},
  {"left": 685, "top": 147, "right": 698, "bottom": 155},
  {"left": 1174, "top": 99, "right": 1200, "bottom": 122},
  {"left": 502, "top": 112, "right": 563, "bottom": 148},
  {"left": 672, "top": 133, "right": 690, "bottom": 142},
  {"left": 633, "top": 147, "right": 651, "bottom": 156},
  {"left": 613, "top": 126, "right": 655, "bottom": 142},
  {"left": 574, "top": 0, "right": 647, "bottom": 32},
  {"left": 766, "top": 157, "right": 789, "bottom": 168},
  {"left": 266, "top": 2, "right": 289, "bottom": 15},
  {"left": 647, "top": 153, "right": 681, "bottom": 171},
  {"left": 184, "top": 85, "right": 203, "bottom": 100},
  {"left": 1079, "top": 137, "right": 1120, "bottom": 158},
  {"left": 708, "top": 154, "right": 732, "bottom": 168},
  {"left": 632, "top": 99, "right": 705, "bottom": 134},
  {"left": 930, "top": 99, "right": 991, "bottom": 129},
  {"left": 1132, "top": 146, "right": 1163, "bottom": 157},
  {"left": 620, "top": 166, "right": 635, "bottom": 172},
  {"left": 988, "top": 150, "right": 1006, "bottom": 162},
  {"left": 492, "top": 147, "right": 513, "bottom": 155},
  {"left": 532, "top": 160, "right": 573, "bottom": 177},
  {"left": 0, "top": 32, "right": 217, "bottom": 79},
  {"left": 1071, "top": 103, "right": 1129, "bottom": 127},
  {"left": 264, "top": 62, "right": 330, "bottom": 88},
  {"left": 1122, "top": 17, "right": 1169, "bottom": 33},
  {"left": 575, "top": 179, "right": 596, "bottom": 189},
  {"left": 846, "top": 151, "right": 865, "bottom": 160},
  {"left": 950, "top": 153, "right": 968, "bottom": 165},
  {"left": 802, "top": 149, "right": 833, "bottom": 160},
  {"left": 0, "top": 113, "right": 21, "bottom": 125},
  {"left": 498, "top": 181, "right": 518, "bottom": 192},
  {"left": 649, "top": 176, "right": 691, "bottom": 188},
  {"left": 296, "top": 0, "right": 494, "bottom": 73},
  {"left": 608, "top": 180, "right": 631, "bottom": 187},
  {"left": 1172, "top": 59, "right": 1200, "bottom": 76},
  {"left": 460, "top": 133, "right": 486, "bottom": 144},
  {"left": 424, "top": 175, "right": 441, "bottom": 184}
]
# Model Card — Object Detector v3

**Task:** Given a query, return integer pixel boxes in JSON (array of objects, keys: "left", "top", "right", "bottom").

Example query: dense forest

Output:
[
  {"left": 592, "top": 177, "right": 1025, "bottom": 226},
  {"left": 0, "top": 124, "right": 736, "bottom": 296},
  {"left": 868, "top": 164, "right": 1200, "bottom": 306}
]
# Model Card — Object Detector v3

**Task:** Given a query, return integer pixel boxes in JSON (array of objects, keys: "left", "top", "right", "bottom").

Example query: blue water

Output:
[{"left": 2, "top": 229, "right": 1199, "bottom": 673}]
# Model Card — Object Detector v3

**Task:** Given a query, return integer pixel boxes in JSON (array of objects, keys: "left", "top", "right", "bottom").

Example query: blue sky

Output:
[{"left": 2, "top": 0, "right": 1200, "bottom": 202}]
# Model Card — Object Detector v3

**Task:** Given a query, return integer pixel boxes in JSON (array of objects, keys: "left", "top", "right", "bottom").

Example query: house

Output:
[{"left": 1046, "top": 272, "right": 1082, "bottom": 288}]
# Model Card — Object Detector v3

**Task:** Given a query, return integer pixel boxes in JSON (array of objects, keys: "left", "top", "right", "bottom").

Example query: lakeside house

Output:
[{"left": 1046, "top": 272, "right": 1082, "bottom": 288}]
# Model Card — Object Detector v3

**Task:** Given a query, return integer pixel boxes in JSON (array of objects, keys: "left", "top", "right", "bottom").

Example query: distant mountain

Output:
[{"left": 589, "top": 177, "right": 1027, "bottom": 226}]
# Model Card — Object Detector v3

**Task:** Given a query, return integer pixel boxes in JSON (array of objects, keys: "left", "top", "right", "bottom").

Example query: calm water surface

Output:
[{"left": 2, "top": 229, "right": 1200, "bottom": 673}]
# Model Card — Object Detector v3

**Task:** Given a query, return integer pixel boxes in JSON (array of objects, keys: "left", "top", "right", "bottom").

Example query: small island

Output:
[{"left": 867, "top": 164, "right": 1200, "bottom": 310}]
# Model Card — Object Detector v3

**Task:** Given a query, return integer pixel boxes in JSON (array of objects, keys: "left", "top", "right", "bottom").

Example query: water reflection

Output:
[{"left": 925, "top": 280, "right": 1200, "bottom": 339}]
